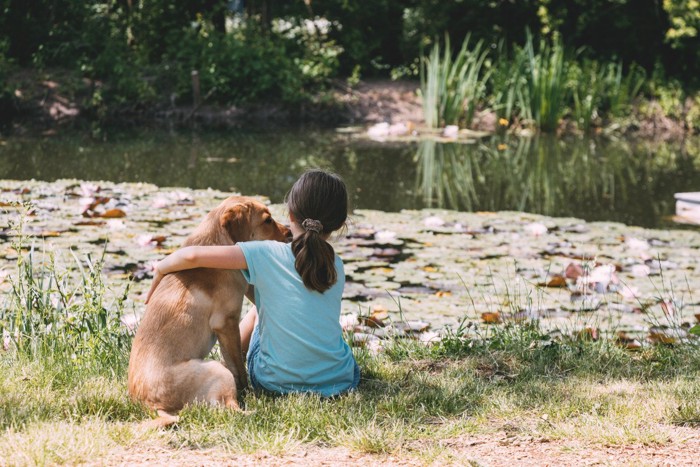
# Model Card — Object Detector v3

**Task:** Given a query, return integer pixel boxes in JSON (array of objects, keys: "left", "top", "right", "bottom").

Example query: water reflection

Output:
[
  {"left": 0, "top": 128, "right": 698, "bottom": 227},
  {"left": 415, "top": 136, "right": 700, "bottom": 227}
]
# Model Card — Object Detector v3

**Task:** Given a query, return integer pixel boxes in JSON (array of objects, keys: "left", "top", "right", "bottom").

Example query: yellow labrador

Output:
[{"left": 128, "top": 196, "right": 290, "bottom": 426}]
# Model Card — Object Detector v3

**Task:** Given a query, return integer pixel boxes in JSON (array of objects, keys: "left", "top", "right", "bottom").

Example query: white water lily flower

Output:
[
  {"left": 630, "top": 264, "right": 651, "bottom": 277},
  {"left": 524, "top": 222, "right": 548, "bottom": 236},
  {"left": 618, "top": 285, "right": 641, "bottom": 300},
  {"left": 388, "top": 122, "right": 410, "bottom": 136},
  {"left": 625, "top": 237, "right": 649, "bottom": 251},
  {"left": 106, "top": 219, "right": 126, "bottom": 231},
  {"left": 375, "top": 230, "right": 397, "bottom": 241},
  {"left": 367, "top": 122, "right": 390, "bottom": 139},
  {"left": 577, "top": 264, "right": 617, "bottom": 292},
  {"left": 79, "top": 197, "right": 94, "bottom": 213},
  {"left": 424, "top": 216, "right": 445, "bottom": 228},
  {"left": 442, "top": 125, "right": 459, "bottom": 139},
  {"left": 79, "top": 182, "right": 100, "bottom": 197},
  {"left": 152, "top": 196, "right": 170, "bottom": 209},
  {"left": 136, "top": 234, "right": 157, "bottom": 247},
  {"left": 121, "top": 314, "right": 139, "bottom": 332},
  {"left": 339, "top": 313, "right": 358, "bottom": 331}
]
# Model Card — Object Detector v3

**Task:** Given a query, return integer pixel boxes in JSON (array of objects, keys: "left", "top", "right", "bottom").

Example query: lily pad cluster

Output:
[{"left": 1, "top": 179, "right": 699, "bottom": 350}]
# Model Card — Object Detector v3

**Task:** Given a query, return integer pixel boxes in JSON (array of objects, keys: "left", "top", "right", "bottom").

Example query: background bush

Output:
[{"left": 0, "top": 0, "right": 698, "bottom": 114}]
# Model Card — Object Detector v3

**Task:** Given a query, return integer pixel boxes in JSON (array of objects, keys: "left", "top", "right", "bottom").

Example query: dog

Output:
[{"left": 127, "top": 196, "right": 290, "bottom": 426}]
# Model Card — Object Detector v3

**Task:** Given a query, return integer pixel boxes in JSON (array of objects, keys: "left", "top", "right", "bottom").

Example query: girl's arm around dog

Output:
[{"left": 145, "top": 245, "right": 248, "bottom": 303}]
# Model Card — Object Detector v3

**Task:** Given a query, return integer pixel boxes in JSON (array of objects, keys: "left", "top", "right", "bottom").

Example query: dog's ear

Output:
[{"left": 220, "top": 202, "right": 251, "bottom": 243}]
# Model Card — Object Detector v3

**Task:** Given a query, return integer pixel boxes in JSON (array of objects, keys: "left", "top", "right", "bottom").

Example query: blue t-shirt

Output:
[{"left": 239, "top": 240, "right": 356, "bottom": 397}]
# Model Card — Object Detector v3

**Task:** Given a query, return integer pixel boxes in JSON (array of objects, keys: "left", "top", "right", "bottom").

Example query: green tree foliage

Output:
[{"left": 0, "top": 1, "right": 697, "bottom": 112}]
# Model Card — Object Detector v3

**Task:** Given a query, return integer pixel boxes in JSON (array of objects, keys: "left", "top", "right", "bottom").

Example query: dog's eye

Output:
[{"left": 264, "top": 217, "right": 273, "bottom": 224}]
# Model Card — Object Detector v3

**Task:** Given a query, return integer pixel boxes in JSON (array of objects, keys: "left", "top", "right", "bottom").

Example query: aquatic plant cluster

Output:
[{"left": 420, "top": 33, "right": 646, "bottom": 133}]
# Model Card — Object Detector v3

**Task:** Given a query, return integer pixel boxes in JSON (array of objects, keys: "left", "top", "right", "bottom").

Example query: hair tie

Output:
[{"left": 302, "top": 218, "right": 323, "bottom": 233}]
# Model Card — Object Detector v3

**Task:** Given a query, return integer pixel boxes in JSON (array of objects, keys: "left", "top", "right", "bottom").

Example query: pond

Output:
[{"left": 1, "top": 127, "right": 699, "bottom": 228}]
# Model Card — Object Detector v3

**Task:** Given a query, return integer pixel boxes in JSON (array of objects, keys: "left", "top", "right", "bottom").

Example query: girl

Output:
[{"left": 145, "top": 169, "right": 360, "bottom": 397}]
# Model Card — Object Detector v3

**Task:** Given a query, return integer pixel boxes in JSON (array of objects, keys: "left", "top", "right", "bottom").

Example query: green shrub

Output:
[{"left": 162, "top": 21, "right": 305, "bottom": 106}]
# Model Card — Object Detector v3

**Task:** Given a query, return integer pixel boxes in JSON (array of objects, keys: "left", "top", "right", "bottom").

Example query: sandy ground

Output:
[{"left": 92, "top": 427, "right": 700, "bottom": 466}]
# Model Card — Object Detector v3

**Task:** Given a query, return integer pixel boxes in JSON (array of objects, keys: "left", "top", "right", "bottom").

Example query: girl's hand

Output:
[{"left": 145, "top": 265, "right": 165, "bottom": 304}]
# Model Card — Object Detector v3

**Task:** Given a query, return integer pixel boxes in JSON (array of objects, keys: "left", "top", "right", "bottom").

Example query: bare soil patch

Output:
[{"left": 91, "top": 426, "right": 700, "bottom": 466}]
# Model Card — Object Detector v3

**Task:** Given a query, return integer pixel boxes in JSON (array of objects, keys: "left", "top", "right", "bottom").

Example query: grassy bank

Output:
[
  {"left": 2, "top": 325, "right": 700, "bottom": 464},
  {"left": 1, "top": 239, "right": 700, "bottom": 464}
]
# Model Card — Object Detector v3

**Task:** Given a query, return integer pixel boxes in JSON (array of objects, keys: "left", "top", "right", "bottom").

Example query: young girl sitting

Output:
[{"left": 145, "top": 169, "right": 360, "bottom": 397}]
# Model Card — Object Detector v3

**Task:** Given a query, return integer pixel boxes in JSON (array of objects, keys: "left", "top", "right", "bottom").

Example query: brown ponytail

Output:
[{"left": 286, "top": 170, "right": 348, "bottom": 293}]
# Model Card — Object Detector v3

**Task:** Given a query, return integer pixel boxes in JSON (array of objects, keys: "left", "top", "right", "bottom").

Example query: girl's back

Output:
[{"left": 240, "top": 240, "right": 356, "bottom": 396}]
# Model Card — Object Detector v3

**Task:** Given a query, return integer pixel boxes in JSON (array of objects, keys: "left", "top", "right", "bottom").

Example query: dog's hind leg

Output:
[
  {"left": 211, "top": 313, "right": 248, "bottom": 393},
  {"left": 175, "top": 359, "right": 241, "bottom": 410}
]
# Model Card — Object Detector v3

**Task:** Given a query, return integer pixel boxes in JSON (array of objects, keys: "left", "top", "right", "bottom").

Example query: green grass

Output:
[
  {"left": 2, "top": 332, "right": 700, "bottom": 463},
  {"left": 2, "top": 225, "right": 700, "bottom": 464}
]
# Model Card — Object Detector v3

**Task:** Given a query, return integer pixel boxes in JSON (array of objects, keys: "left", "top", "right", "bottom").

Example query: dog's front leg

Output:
[{"left": 210, "top": 313, "right": 248, "bottom": 393}]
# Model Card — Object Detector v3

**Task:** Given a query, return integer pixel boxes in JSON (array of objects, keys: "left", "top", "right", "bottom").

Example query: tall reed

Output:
[
  {"left": 520, "top": 31, "right": 568, "bottom": 132},
  {"left": 488, "top": 40, "right": 529, "bottom": 125},
  {"left": 419, "top": 35, "right": 491, "bottom": 128},
  {"left": 570, "top": 60, "right": 646, "bottom": 131}
]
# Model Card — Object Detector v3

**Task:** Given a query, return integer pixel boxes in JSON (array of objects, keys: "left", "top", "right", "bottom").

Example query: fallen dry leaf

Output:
[
  {"left": 540, "top": 274, "right": 567, "bottom": 288},
  {"left": 481, "top": 311, "right": 502, "bottom": 324},
  {"left": 99, "top": 208, "right": 127, "bottom": 218}
]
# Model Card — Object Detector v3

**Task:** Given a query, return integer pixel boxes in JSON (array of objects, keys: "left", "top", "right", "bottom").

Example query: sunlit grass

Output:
[{"left": 1, "top": 223, "right": 699, "bottom": 463}]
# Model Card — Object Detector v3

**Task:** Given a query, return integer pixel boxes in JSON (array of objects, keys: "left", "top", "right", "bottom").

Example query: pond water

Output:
[{"left": 1, "top": 127, "right": 699, "bottom": 228}]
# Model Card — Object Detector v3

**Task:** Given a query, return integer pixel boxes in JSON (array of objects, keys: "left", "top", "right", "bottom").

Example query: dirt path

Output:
[{"left": 92, "top": 427, "right": 700, "bottom": 466}]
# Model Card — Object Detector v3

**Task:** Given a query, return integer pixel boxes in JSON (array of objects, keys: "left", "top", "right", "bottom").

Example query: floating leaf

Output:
[
  {"left": 689, "top": 324, "right": 700, "bottom": 336},
  {"left": 540, "top": 274, "right": 567, "bottom": 288},
  {"left": 359, "top": 315, "right": 386, "bottom": 328},
  {"left": 74, "top": 220, "right": 106, "bottom": 226},
  {"left": 564, "top": 263, "right": 584, "bottom": 280},
  {"left": 39, "top": 230, "right": 63, "bottom": 237},
  {"left": 566, "top": 293, "right": 602, "bottom": 312},
  {"left": 615, "top": 331, "right": 642, "bottom": 350},
  {"left": 393, "top": 320, "right": 430, "bottom": 333},
  {"left": 100, "top": 208, "right": 127, "bottom": 218},
  {"left": 659, "top": 299, "right": 674, "bottom": 317},
  {"left": 648, "top": 326, "right": 687, "bottom": 345},
  {"left": 575, "top": 327, "right": 599, "bottom": 341},
  {"left": 370, "top": 306, "right": 389, "bottom": 321},
  {"left": 481, "top": 311, "right": 501, "bottom": 324}
]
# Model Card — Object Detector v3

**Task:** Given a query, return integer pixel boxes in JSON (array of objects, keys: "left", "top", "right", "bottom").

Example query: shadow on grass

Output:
[{"left": 2, "top": 323, "right": 699, "bottom": 453}]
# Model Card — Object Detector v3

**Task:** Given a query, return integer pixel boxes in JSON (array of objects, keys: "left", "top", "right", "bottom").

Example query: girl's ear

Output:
[{"left": 220, "top": 202, "right": 251, "bottom": 243}]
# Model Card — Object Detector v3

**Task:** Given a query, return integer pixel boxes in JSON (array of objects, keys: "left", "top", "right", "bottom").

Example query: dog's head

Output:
[{"left": 219, "top": 197, "right": 291, "bottom": 244}]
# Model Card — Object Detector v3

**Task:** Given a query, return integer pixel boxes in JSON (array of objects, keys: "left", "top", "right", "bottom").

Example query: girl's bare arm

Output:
[{"left": 145, "top": 245, "right": 248, "bottom": 303}]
